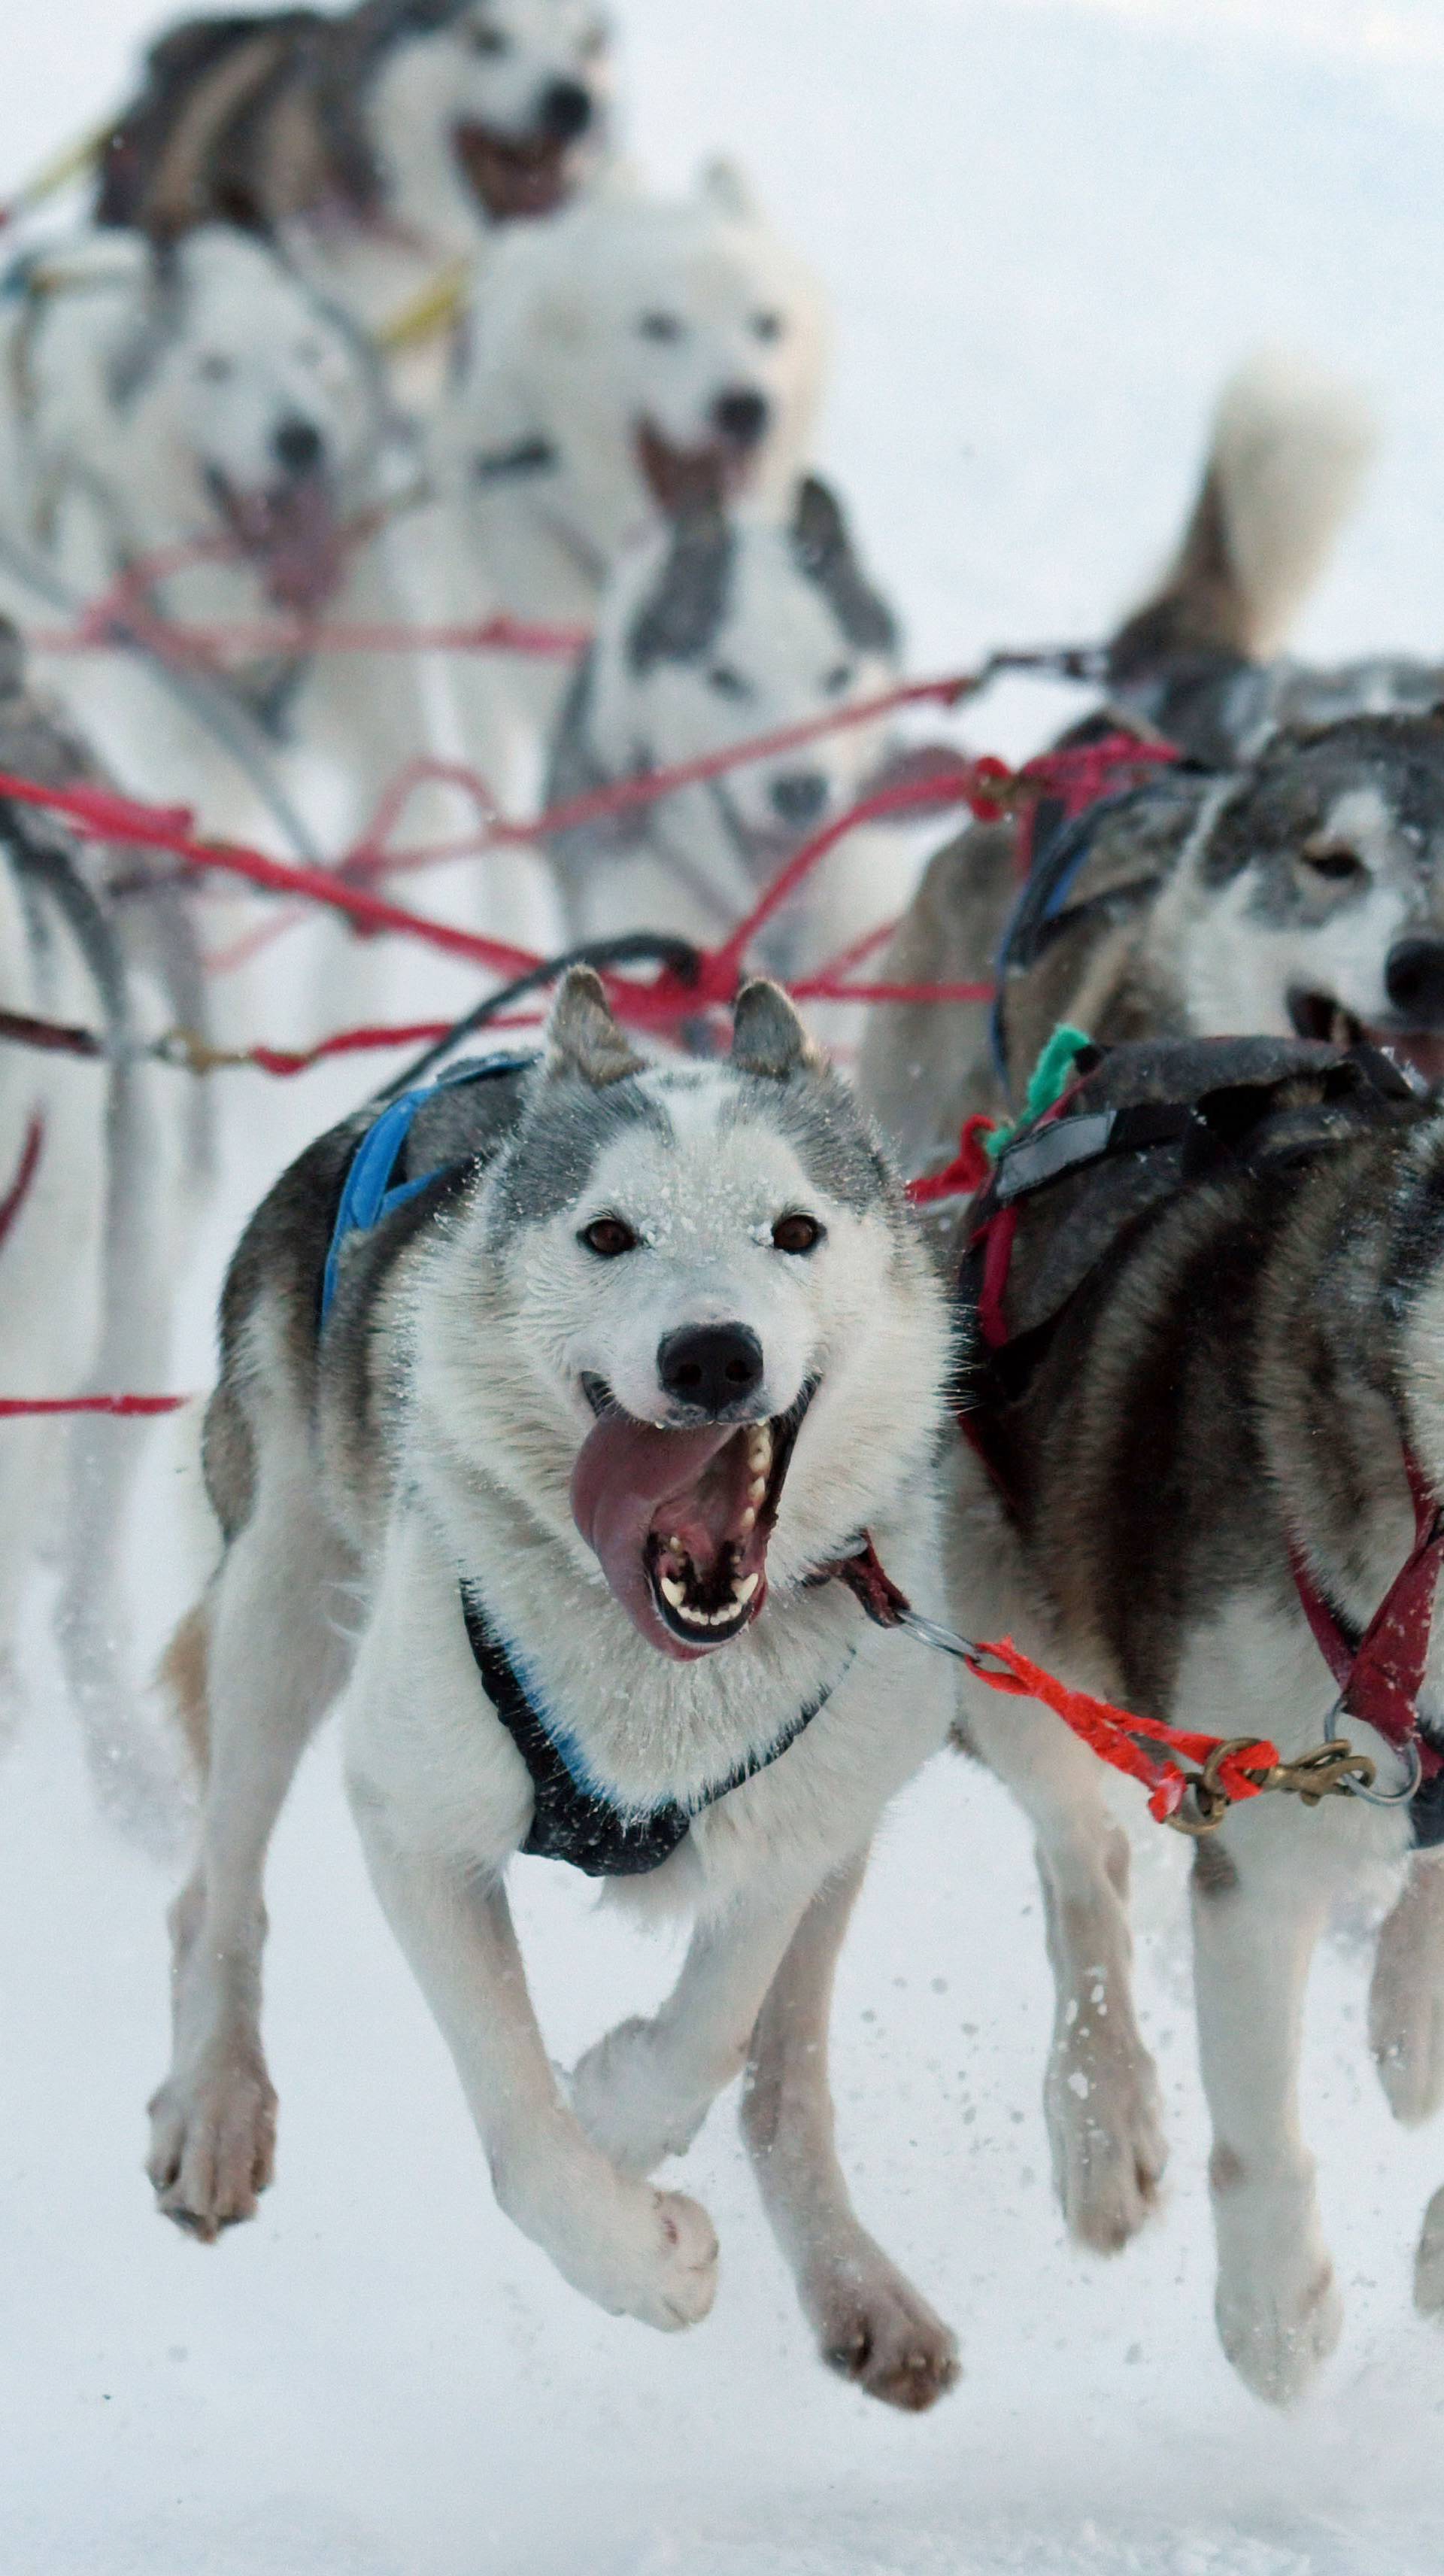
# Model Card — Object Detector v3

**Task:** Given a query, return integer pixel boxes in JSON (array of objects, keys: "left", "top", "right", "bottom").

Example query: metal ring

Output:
[{"left": 1323, "top": 1693, "right": 1424, "bottom": 1806}]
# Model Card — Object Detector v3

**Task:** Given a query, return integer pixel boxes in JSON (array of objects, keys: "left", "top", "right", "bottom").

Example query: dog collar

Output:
[
  {"left": 320, "top": 1053, "right": 534, "bottom": 1325},
  {"left": 1288, "top": 1452, "right": 1444, "bottom": 1808},
  {"left": 460, "top": 1580, "right": 849, "bottom": 1879}
]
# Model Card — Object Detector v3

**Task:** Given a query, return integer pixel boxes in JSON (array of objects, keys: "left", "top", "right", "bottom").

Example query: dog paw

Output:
[
  {"left": 1370, "top": 1958, "right": 1444, "bottom": 2128},
  {"left": 811, "top": 2242, "right": 960, "bottom": 2413},
  {"left": 1215, "top": 2256, "right": 1342, "bottom": 2405},
  {"left": 1413, "top": 2185, "right": 1444, "bottom": 2316},
  {"left": 567, "top": 2183, "right": 720, "bottom": 2330},
  {"left": 1045, "top": 2023, "right": 1166, "bottom": 2253},
  {"left": 146, "top": 2050, "right": 277, "bottom": 2241},
  {"left": 569, "top": 2016, "right": 708, "bottom": 2177}
]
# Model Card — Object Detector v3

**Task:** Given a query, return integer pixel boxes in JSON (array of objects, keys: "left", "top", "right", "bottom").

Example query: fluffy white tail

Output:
[{"left": 1113, "top": 352, "right": 1377, "bottom": 670}]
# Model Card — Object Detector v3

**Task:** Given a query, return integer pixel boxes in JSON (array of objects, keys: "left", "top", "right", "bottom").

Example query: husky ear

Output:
[
  {"left": 545, "top": 966, "right": 645, "bottom": 1086},
  {"left": 697, "top": 157, "right": 757, "bottom": 220},
  {"left": 730, "top": 979, "right": 824, "bottom": 1080},
  {"left": 627, "top": 503, "right": 733, "bottom": 673},
  {"left": 790, "top": 475, "right": 899, "bottom": 657}
]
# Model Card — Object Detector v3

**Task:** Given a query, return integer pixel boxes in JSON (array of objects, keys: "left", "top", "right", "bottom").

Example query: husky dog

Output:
[
  {"left": 0, "top": 624, "right": 205, "bottom": 1843},
  {"left": 545, "top": 480, "right": 910, "bottom": 979},
  {"left": 936, "top": 1034, "right": 1444, "bottom": 2400},
  {"left": 421, "top": 165, "right": 830, "bottom": 806},
  {"left": 147, "top": 973, "right": 960, "bottom": 2408},
  {"left": 0, "top": 223, "right": 442, "bottom": 861},
  {"left": 96, "top": 1, "right": 616, "bottom": 350},
  {"left": 857, "top": 359, "right": 1403, "bottom": 1174}
]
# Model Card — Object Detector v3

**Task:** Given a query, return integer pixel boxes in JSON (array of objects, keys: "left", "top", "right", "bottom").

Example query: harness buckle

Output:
[{"left": 1165, "top": 1733, "right": 1379, "bottom": 1836}]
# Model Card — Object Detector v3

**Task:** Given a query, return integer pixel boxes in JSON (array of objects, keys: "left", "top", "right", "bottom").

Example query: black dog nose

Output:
[
  {"left": 539, "top": 78, "right": 593, "bottom": 139},
  {"left": 769, "top": 770, "right": 829, "bottom": 828},
  {"left": 1385, "top": 937, "right": 1444, "bottom": 1027},
  {"left": 272, "top": 415, "right": 323, "bottom": 475},
  {"left": 657, "top": 1323, "right": 764, "bottom": 1416},
  {"left": 713, "top": 388, "right": 769, "bottom": 447}
]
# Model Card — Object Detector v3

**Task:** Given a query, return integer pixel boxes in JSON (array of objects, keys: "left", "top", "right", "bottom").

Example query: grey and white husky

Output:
[
  {"left": 97, "top": 0, "right": 617, "bottom": 354},
  {"left": 148, "top": 971, "right": 961, "bottom": 2408},
  {"left": 857, "top": 358, "right": 1438, "bottom": 1175},
  {"left": 544, "top": 478, "right": 909, "bottom": 978}
]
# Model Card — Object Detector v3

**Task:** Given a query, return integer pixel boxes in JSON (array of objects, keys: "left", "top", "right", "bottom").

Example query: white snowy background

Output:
[{"left": 6, "top": 3, "right": 1444, "bottom": 2570}]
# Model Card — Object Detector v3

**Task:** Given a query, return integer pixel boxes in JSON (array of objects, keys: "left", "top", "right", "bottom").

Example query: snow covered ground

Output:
[{"left": 5, "top": 2, "right": 1444, "bottom": 2569}]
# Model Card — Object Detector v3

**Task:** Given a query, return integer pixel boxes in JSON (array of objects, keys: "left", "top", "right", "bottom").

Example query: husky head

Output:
[
  {"left": 581, "top": 479, "right": 899, "bottom": 859},
  {"left": 1176, "top": 711, "right": 1444, "bottom": 1086},
  {"left": 450, "top": 163, "right": 827, "bottom": 538},
  {"left": 364, "top": 0, "right": 613, "bottom": 227},
  {"left": 444, "top": 971, "right": 945, "bottom": 1662},
  {"left": 96, "top": 227, "right": 387, "bottom": 612}
]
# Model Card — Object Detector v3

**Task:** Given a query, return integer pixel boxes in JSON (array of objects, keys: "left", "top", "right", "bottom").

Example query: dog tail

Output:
[
  {"left": 1110, "top": 354, "right": 1376, "bottom": 676},
  {"left": 158, "top": 1596, "right": 211, "bottom": 1782}
]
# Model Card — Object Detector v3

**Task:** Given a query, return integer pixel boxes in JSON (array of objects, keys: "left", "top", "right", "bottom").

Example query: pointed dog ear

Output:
[
  {"left": 545, "top": 966, "right": 645, "bottom": 1086},
  {"left": 790, "top": 475, "right": 899, "bottom": 657},
  {"left": 730, "top": 980, "right": 824, "bottom": 1079}
]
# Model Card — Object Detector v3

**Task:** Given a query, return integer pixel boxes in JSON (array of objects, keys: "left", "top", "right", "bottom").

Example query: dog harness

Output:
[
  {"left": 320, "top": 1059, "right": 875, "bottom": 1879},
  {"left": 954, "top": 1032, "right": 1444, "bottom": 1841}
]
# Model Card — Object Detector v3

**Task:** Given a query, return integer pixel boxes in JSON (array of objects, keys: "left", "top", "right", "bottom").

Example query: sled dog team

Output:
[{"left": 3, "top": 0, "right": 1444, "bottom": 2425}]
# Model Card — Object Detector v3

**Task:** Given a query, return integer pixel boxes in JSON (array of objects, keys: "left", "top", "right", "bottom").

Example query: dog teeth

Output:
[
  {"left": 739, "top": 1505, "right": 757, "bottom": 1536},
  {"left": 734, "top": 1571, "right": 760, "bottom": 1603},
  {"left": 746, "top": 1426, "right": 773, "bottom": 1475},
  {"left": 660, "top": 1574, "right": 687, "bottom": 1608},
  {"left": 748, "top": 1478, "right": 766, "bottom": 1505}
]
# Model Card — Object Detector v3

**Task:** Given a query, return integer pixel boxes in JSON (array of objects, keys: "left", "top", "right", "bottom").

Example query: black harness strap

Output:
[{"left": 460, "top": 1581, "right": 848, "bottom": 1879}]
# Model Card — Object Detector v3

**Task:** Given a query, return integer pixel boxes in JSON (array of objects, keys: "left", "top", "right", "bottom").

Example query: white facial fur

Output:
[
  {"left": 367, "top": 0, "right": 612, "bottom": 240},
  {"left": 446, "top": 167, "right": 829, "bottom": 539},
  {"left": 590, "top": 515, "right": 897, "bottom": 840},
  {"left": 141, "top": 232, "right": 381, "bottom": 509},
  {"left": 1165, "top": 781, "right": 1415, "bottom": 1036}
]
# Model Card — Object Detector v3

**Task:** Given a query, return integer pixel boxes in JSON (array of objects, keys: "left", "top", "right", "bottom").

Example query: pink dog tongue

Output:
[
  {"left": 571, "top": 1413, "right": 734, "bottom": 1657},
  {"left": 260, "top": 476, "right": 348, "bottom": 615}
]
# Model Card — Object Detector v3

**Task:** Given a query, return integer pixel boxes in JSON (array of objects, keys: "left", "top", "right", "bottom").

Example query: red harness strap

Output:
[
  {"left": 1288, "top": 1454, "right": 1444, "bottom": 1779},
  {"left": 0, "top": 1114, "right": 44, "bottom": 1256},
  {"left": 829, "top": 1537, "right": 1280, "bottom": 1826}
]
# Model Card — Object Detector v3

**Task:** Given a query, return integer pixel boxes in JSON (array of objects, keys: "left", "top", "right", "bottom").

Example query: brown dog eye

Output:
[
  {"left": 772, "top": 1212, "right": 824, "bottom": 1255},
  {"left": 580, "top": 1216, "right": 637, "bottom": 1258},
  {"left": 1302, "top": 845, "right": 1366, "bottom": 883}
]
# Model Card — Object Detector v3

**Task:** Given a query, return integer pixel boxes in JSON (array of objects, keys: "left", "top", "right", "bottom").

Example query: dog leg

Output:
[
  {"left": 569, "top": 1876, "right": 819, "bottom": 2177},
  {"left": 147, "top": 1481, "right": 352, "bottom": 2239},
  {"left": 1370, "top": 1852, "right": 1444, "bottom": 2125},
  {"left": 1191, "top": 1845, "right": 1341, "bottom": 2404},
  {"left": 352, "top": 1808, "right": 718, "bottom": 2330},
  {"left": 740, "top": 1852, "right": 960, "bottom": 2413},
  {"left": 958, "top": 1694, "right": 1166, "bottom": 2251}
]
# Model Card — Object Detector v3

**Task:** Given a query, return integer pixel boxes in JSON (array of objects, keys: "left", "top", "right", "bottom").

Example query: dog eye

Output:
[
  {"left": 580, "top": 1216, "right": 638, "bottom": 1258},
  {"left": 470, "top": 22, "right": 509, "bottom": 53},
  {"left": 751, "top": 311, "right": 784, "bottom": 342},
  {"left": 1300, "top": 843, "right": 1367, "bottom": 884},
  {"left": 638, "top": 311, "right": 684, "bottom": 343},
  {"left": 772, "top": 1212, "right": 824, "bottom": 1255},
  {"left": 196, "top": 353, "right": 234, "bottom": 383},
  {"left": 822, "top": 663, "right": 853, "bottom": 695},
  {"left": 708, "top": 664, "right": 751, "bottom": 699}
]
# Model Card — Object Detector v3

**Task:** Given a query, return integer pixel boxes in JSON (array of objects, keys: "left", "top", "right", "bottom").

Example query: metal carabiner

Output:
[{"left": 1322, "top": 1692, "right": 1423, "bottom": 1806}]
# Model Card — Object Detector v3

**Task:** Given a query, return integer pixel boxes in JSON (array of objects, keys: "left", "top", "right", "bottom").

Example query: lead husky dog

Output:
[
  {"left": 0, "top": 623, "right": 204, "bottom": 1845},
  {"left": 421, "top": 165, "right": 830, "bottom": 810},
  {"left": 97, "top": 0, "right": 616, "bottom": 354},
  {"left": 0, "top": 223, "right": 438, "bottom": 867},
  {"left": 545, "top": 480, "right": 912, "bottom": 980},
  {"left": 148, "top": 973, "right": 961, "bottom": 2408}
]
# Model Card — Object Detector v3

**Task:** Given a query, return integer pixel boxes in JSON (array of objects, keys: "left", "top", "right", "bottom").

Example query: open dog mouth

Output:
[
  {"left": 203, "top": 466, "right": 348, "bottom": 616},
  {"left": 569, "top": 1382, "right": 814, "bottom": 1660},
  {"left": 1288, "top": 989, "right": 1444, "bottom": 1090},
  {"left": 451, "top": 121, "right": 578, "bottom": 220},
  {"left": 635, "top": 420, "right": 760, "bottom": 516}
]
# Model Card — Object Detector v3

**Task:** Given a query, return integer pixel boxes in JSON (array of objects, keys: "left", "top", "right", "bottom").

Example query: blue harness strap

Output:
[{"left": 320, "top": 1054, "right": 533, "bottom": 1326}]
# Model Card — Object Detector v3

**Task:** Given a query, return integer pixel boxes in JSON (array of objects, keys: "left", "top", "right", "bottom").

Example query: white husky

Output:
[
  {"left": 420, "top": 163, "right": 830, "bottom": 816},
  {"left": 0, "top": 224, "right": 439, "bottom": 872},
  {"left": 148, "top": 972, "right": 961, "bottom": 2408}
]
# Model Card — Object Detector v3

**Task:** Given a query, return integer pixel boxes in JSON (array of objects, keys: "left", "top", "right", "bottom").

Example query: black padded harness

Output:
[{"left": 460, "top": 1584, "right": 849, "bottom": 1879}]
